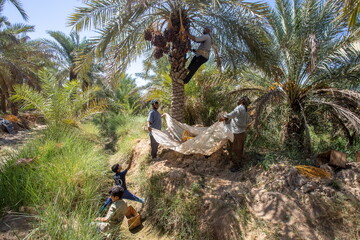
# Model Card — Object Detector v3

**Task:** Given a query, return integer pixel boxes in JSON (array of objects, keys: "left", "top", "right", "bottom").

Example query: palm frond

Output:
[
  {"left": 69, "top": 0, "right": 123, "bottom": 31},
  {"left": 311, "top": 99, "right": 360, "bottom": 132},
  {"left": 76, "top": 98, "right": 108, "bottom": 121},
  {"left": 2, "top": 0, "right": 28, "bottom": 21},
  {"left": 251, "top": 89, "right": 286, "bottom": 128},
  {"left": 312, "top": 88, "right": 360, "bottom": 103},
  {"left": 315, "top": 40, "right": 360, "bottom": 87},
  {"left": 11, "top": 84, "right": 48, "bottom": 115}
]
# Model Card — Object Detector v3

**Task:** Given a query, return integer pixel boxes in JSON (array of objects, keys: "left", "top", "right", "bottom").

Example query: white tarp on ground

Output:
[{"left": 152, "top": 113, "right": 234, "bottom": 155}]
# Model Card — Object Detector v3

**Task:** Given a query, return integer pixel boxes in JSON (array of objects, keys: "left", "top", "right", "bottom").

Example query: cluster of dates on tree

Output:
[{"left": 144, "top": 9, "right": 191, "bottom": 59}]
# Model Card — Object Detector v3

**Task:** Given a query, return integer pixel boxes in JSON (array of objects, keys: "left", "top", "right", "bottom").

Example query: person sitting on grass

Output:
[{"left": 95, "top": 186, "right": 128, "bottom": 235}]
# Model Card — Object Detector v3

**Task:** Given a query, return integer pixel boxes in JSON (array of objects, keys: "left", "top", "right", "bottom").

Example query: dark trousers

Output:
[
  {"left": 184, "top": 55, "right": 208, "bottom": 84},
  {"left": 150, "top": 135, "right": 159, "bottom": 158},
  {"left": 231, "top": 132, "right": 246, "bottom": 168}
]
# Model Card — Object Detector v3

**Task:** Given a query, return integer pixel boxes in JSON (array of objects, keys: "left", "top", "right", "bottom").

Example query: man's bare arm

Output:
[{"left": 126, "top": 157, "right": 133, "bottom": 171}]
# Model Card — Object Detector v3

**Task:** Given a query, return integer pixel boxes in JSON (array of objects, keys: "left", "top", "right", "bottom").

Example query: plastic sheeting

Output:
[
  {"left": 152, "top": 113, "right": 234, "bottom": 155},
  {"left": 0, "top": 118, "right": 15, "bottom": 134}
]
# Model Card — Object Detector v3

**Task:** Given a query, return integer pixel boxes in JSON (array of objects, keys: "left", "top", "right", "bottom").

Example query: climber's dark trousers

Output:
[{"left": 184, "top": 55, "right": 208, "bottom": 84}]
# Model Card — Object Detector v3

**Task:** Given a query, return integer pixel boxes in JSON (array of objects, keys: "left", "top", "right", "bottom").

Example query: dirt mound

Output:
[{"left": 133, "top": 139, "right": 360, "bottom": 240}]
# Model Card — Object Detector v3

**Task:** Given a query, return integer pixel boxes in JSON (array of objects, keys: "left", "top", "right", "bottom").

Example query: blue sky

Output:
[
  {"left": 3, "top": 0, "right": 90, "bottom": 40},
  {"left": 3, "top": 0, "right": 275, "bottom": 40},
  {"left": 3, "top": 0, "right": 145, "bottom": 84},
  {"left": 3, "top": 0, "right": 275, "bottom": 85}
]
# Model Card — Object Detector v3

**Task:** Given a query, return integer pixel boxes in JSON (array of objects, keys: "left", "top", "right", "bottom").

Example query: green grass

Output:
[
  {"left": 310, "top": 130, "right": 360, "bottom": 162},
  {"left": 92, "top": 112, "right": 128, "bottom": 138},
  {"left": 115, "top": 116, "right": 148, "bottom": 156},
  {"left": 0, "top": 127, "right": 108, "bottom": 239},
  {"left": 143, "top": 173, "right": 207, "bottom": 240}
]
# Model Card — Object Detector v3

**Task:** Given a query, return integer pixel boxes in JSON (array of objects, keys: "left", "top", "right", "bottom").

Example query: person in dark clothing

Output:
[
  {"left": 99, "top": 160, "right": 144, "bottom": 214},
  {"left": 183, "top": 26, "right": 213, "bottom": 84},
  {"left": 147, "top": 99, "right": 162, "bottom": 160},
  {"left": 111, "top": 161, "right": 144, "bottom": 203}
]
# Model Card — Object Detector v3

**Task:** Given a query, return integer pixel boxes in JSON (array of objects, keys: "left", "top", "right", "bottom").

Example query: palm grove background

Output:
[
  {"left": 0, "top": 0, "right": 359, "bottom": 238},
  {"left": 1, "top": 0, "right": 358, "bottom": 152}
]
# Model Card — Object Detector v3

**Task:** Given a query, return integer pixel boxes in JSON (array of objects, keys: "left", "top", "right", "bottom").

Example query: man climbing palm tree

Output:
[
  {"left": 183, "top": 26, "right": 213, "bottom": 84},
  {"left": 70, "top": 0, "right": 272, "bottom": 122}
]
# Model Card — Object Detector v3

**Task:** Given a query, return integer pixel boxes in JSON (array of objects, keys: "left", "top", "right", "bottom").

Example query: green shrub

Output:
[
  {"left": 92, "top": 112, "right": 128, "bottom": 137},
  {"left": 310, "top": 128, "right": 360, "bottom": 161}
]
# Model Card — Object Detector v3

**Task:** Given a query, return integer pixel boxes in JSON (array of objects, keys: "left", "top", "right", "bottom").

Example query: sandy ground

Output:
[
  {"left": 0, "top": 125, "right": 46, "bottom": 165},
  {"left": 132, "top": 139, "right": 360, "bottom": 240}
]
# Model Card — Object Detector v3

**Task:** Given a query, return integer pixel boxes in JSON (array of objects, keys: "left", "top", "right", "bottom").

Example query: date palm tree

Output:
[
  {"left": 42, "top": 31, "right": 95, "bottom": 89},
  {"left": 11, "top": 69, "right": 107, "bottom": 128},
  {"left": 105, "top": 73, "right": 142, "bottom": 115},
  {"left": 0, "top": 0, "right": 47, "bottom": 114},
  {"left": 0, "top": 22, "right": 48, "bottom": 114},
  {"left": 69, "top": 0, "right": 272, "bottom": 122},
  {"left": 237, "top": 0, "right": 360, "bottom": 150}
]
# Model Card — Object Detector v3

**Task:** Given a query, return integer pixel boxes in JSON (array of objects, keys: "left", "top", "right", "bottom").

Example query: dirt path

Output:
[
  {"left": 0, "top": 125, "right": 46, "bottom": 165},
  {"left": 0, "top": 212, "right": 35, "bottom": 240},
  {"left": 0, "top": 125, "right": 46, "bottom": 240}
]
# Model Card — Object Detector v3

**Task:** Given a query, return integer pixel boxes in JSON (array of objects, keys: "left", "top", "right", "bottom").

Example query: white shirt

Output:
[
  {"left": 225, "top": 104, "right": 250, "bottom": 134},
  {"left": 194, "top": 34, "right": 212, "bottom": 58}
]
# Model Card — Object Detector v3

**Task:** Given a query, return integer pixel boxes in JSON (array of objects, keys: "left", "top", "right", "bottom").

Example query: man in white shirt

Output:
[
  {"left": 220, "top": 96, "right": 251, "bottom": 172},
  {"left": 183, "top": 26, "right": 213, "bottom": 84}
]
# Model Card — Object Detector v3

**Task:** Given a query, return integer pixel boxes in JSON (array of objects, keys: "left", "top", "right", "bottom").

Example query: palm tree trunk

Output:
[
  {"left": 10, "top": 102, "right": 18, "bottom": 115},
  {"left": 169, "top": 54, "right": 187, "bottom": 122},
  {"left": 166, "top": 7, "right": 190, "bottom": 122},
  {"left": 0, "top": 77, "right": 9, "bottom": 113},
  {"left": 7, "top": 81, "right": 18, "bottom": 116},
  {"left": 0, "top": 91, "right": 6, "bottom": 113},
  {"left": 285, "top": 104, "right": 306, "bottom": 150},
  {"left": 70, "top": 66, "right": 77, "bottom": 81}
]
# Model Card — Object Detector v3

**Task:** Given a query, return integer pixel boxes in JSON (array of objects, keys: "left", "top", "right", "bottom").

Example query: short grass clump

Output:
[
  {"left": 0, "top": 127, "right": 107, "bottom": 239},
  {"left": 144, "top": 173, "right": 206, "bottom": 240}
]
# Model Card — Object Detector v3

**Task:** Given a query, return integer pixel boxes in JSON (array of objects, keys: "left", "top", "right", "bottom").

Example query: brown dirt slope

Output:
[{"left": 130, "top": 139, "right": 360, "bottom": 240}]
